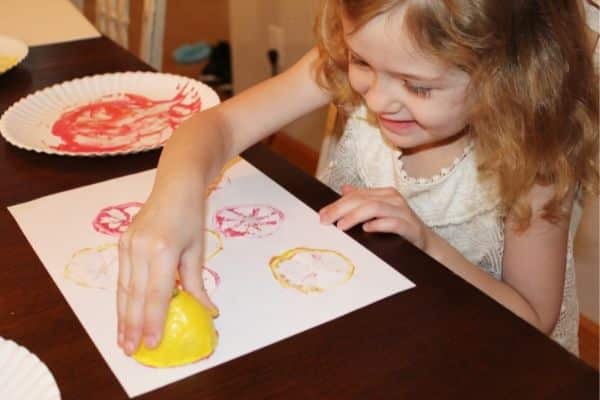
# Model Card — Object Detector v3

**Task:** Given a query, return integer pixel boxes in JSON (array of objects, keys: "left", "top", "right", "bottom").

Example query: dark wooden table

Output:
[{"left": 0, "top": 37, "right": 597, "bottom": 400}]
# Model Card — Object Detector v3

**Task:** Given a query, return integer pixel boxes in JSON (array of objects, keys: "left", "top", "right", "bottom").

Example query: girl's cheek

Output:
[{"left": 348, "top": 68, "right": 371, "bottom": 95}]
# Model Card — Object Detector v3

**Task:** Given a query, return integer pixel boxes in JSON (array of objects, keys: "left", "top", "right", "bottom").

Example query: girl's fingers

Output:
[
  {"left": 179, "top": 245, "right": 219, "bottom": 316},
  {"left": 142, "top": 248, "right": 178, "bottom": 349},
  {"left": 320, "top": 186, "right": 405, "bottom": 224},
  {"left": 336, "top": 201, "right": 402, "bottom": 231},
  {"left": 123, "top": 241, "right": 150, "bottom": 355},
  {"left": 117, "top": 233, "right": 132, "bottom": 348},
  {"left": 320, "top": 194, "right": 366, "bottom": 224},
  {"left": 340, "top": 184, "right": 357, "bottom": 194},
  {"left": 363, "top": 217, "right": 425, "bottom": 248}
]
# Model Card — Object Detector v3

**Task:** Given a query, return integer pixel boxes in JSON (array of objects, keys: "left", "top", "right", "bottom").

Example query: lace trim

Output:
[
  {"left": 396, "top": 142, "right": 475, "bottom": 185},
  {"left": 320, "top": 118, "right": 367, "bottom": 193}
]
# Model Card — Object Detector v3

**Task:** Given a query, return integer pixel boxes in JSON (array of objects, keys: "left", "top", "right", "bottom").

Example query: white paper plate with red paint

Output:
[
  {"left": 0, "top": 72, "right": 220, "bottom": 156},
  {"left": 0, "top": 336, "right": 61, "bottom": 399}
]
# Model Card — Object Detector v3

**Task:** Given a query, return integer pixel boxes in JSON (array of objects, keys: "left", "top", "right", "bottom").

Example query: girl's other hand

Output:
[
  {"left": 116, "top": 194, "right": 218, "bottom": 356},
  {"left": 319, "top": 184, "right": 431, "bottom": 251}
]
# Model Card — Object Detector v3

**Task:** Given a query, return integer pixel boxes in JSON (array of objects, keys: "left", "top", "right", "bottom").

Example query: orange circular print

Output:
[
  {"left": 269, "top": 247, "right": 355, "bottom": 293},
  {"left": 204, "top": 229, "right": 224, "bottom": 261},
  {"left": 206, "top": 171, "right": 230, "bottom": 196},
  {"left": 64, "top": 243, "right": 118, "bottom": 290}
]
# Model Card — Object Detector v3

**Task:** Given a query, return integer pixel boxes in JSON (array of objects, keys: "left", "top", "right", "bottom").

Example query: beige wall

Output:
[{"left": 229, "top": 0, "right": 327, "bottom": 152}]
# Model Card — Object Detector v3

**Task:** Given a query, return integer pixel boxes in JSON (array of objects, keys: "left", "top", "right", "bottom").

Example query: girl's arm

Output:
[
  {"left": 155, "top": 47, "right": 331, "bottom": 192},
  {"left": 320, "top": 182, "right": 573, "bottom": 334},
  {"left": 427, "top": 184, "right": 574, "bottom": 334},
  {"left": 118, "top": 48, "right": 331, "bottom": 354}
]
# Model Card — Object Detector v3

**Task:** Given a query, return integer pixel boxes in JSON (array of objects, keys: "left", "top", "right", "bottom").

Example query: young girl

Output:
[{"left": 116, "top": 0, "right": 598, "bottom": 357}]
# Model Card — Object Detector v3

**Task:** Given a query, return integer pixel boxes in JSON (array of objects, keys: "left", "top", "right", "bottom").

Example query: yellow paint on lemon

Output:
[{"left": 133, "top": 290, "right": 218, "bottom": 368}]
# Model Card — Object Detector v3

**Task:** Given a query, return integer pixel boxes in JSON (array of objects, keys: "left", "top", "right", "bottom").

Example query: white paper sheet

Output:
[{"left": 8, "top": 158, "right": 414, "bottom": 398}]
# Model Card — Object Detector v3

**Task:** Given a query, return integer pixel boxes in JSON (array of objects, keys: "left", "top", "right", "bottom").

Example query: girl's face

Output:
[{"left": 342, "top": 6, "right": 471, "bottom": 150}]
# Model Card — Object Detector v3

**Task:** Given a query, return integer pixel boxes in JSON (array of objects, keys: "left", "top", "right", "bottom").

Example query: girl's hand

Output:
[
  {"left": 319, "top": 184, "right": 431, "bottom": 250},
  {"left": 117, "top": 193, "right": 217, "bottom": 355}
]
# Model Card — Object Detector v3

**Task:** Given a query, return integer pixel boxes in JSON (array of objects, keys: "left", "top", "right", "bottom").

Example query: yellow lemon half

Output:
[
  {"left": 0, "top": 55, "right": 18, "bottom": 73},
  {"left": 133, "top": 290, "right": 218, "bottom": 368}
]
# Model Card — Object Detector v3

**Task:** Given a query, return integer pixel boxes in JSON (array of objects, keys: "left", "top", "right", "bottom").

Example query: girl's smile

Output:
[{"left": 378, "top": 115, "right": 418, "bottom": 135}]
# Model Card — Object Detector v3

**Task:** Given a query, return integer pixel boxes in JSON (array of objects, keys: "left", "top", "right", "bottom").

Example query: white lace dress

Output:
[{"left": 320, "top": 106, "right": 581, "bottom": 355}]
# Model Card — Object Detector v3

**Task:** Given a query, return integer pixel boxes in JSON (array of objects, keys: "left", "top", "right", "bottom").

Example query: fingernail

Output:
[
  {"left": 145, "top": 335, "right": 157, "bottom": 348},
  {"left": 124, "top": 340, "right": 135, "bottom": 355},
  {"left": 210, "top": 307, "right": 220, "bottom": 318}
]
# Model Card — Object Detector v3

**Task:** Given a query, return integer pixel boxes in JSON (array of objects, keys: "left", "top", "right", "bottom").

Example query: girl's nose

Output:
[{"left": 363, "top": 74, "right": 402, "bottom": 114}]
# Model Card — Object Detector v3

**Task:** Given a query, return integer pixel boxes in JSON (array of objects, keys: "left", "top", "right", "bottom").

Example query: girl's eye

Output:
[
  {"left": 348, "top": 54, "right": 369, "bottom": 68},
  {"left": 404, "top": 82, "right": 432, "bottom": 98}
]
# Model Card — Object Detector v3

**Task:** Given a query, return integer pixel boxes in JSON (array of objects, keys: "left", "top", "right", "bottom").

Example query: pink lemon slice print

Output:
[
  {"left": 202, "top": 267, "right": 221, "bottom": 294},
  {"left": 214, "top": 204, "right": 284, "bottom": 238},
  {"left": 174, "top": 267, "right": 221, "bottom": 295},
  {"left": 92, "top": 202, "right": 143, "bottom": 236}
]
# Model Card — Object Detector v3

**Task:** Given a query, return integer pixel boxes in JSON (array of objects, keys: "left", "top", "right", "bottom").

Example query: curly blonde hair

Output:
[{"left": 314, "top": 0, "right": 599, "bottom": 230}]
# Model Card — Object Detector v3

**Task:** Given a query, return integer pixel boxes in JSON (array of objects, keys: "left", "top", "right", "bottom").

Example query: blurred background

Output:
[{"left": 76, "top": 0, "right": 326, "bottom": 175}]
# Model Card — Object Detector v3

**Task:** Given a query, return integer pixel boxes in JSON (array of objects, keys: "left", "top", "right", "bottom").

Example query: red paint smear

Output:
[
  {"left": 51, "top": 84, "right": 201, "bottom": 153},
  {"left": 203, "top": 267, "right": 221, "bottom": 289}
]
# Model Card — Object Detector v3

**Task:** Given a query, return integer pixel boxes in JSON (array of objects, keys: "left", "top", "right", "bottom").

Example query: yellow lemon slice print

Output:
[
  {"left": 269, "top": 247, "right": 355, "bottom": 294},
  {"left": 64, "top": 243, "right": 118, "bottom": 290}
]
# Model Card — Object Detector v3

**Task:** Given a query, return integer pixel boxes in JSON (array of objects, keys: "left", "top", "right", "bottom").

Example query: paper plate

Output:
[
  {"left": 0, "top": 337, "right": 61, "bottom": 400},
  {"left": 0, "top": 34, "right": 28, "bottom": 74},
  {"left": 0, "top": 72, "right": 220, "bottom": 156}
]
